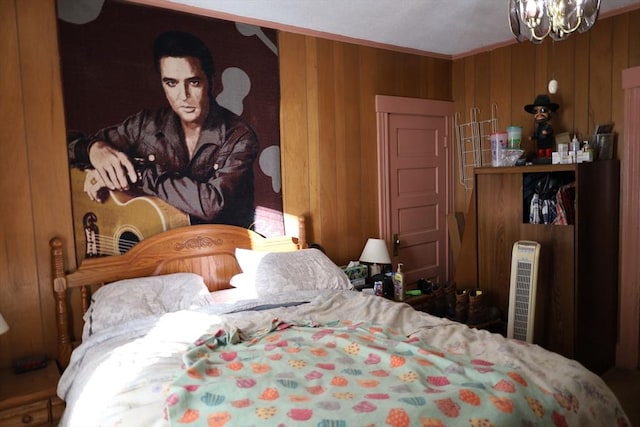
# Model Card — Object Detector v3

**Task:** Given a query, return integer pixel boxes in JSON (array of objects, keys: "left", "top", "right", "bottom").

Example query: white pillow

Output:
[
  {"left": 235, "top": 248, "right": 269, "bottom": 277},
  {"left": 229, "top": 272, "right": 256, "bottom": 290},
  {"left": 235, "top": 248, "right": 353, "bottom": 296},
  {"left": 82, "top": 272, "right": 214, "bottom": 340}
]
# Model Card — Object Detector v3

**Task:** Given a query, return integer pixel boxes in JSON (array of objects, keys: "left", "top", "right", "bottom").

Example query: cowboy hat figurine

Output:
[{"left": 525, "top": 94, "right": 559, "bottom": 158}]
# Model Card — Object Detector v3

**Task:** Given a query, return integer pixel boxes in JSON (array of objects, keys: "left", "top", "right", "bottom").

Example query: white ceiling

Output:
[
  {"left": 60, "top": 0, "right": 640, "bottom": 58},
  {"left": 155, "top": 0, "right": 640, "bottom": 57}
]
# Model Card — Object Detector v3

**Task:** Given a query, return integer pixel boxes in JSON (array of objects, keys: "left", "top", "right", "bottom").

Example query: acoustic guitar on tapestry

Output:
[{"left": 70, "top": 167, "right": 191, "bottom": 260}]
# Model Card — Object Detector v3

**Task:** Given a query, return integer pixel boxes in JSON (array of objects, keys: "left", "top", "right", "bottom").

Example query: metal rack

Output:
[{"left": 455, "top": 104, "right": 499, "bottom": 190}]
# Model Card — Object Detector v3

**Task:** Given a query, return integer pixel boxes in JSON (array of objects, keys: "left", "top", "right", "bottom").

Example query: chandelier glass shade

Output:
[{"left": 509, "top": 0, "right": 601, "bottom": 43}]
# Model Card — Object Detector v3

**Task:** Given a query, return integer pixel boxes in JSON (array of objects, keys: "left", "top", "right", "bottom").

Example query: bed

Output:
[{"left": 50, "top": 217, "right": 630, "bottom": 427}]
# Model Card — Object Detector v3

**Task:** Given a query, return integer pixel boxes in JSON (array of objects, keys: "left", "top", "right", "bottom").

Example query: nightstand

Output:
[
  {"left": 404, "top": 291, "right": 506, "bottom": 334},
  {"left": 403, "top": 292, "right": 434, "bottom": 313},
  {"left": 0, "top": 361, "right": 64, "bottom": 426}
]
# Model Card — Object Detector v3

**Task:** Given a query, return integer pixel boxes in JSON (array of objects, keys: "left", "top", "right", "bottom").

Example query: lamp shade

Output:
[
  {"left": 0, "top": 313, "right": 8, "bottom": 335},
  {"left": 359, "top": 238, "right": 391, "bottom": 265}
]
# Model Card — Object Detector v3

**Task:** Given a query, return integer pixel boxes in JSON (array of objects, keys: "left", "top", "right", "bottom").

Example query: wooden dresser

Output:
[
  {"left": 0, "top": 362, "right": 64, "bottom": 427},
  {"left": 469, "top": 160, "right": 620, "bottom": 374}
]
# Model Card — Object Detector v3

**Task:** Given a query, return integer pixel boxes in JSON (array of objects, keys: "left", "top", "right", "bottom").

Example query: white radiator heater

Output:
[{"left": 507, "top": 240, "right": 541, "bottom": 343}]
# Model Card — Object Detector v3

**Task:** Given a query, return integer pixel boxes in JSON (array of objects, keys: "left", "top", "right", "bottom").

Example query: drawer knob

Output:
[{"left": 22, "top": 413, "right": 33, "bottom": 424}]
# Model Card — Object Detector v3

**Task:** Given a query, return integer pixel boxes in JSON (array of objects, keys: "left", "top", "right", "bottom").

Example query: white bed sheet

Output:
[
  {"left": 209, "top": 286, "right": 259, "bottom": 305},
  {"left": 57, "top": 291, "right": 629, "bottom": 426}
]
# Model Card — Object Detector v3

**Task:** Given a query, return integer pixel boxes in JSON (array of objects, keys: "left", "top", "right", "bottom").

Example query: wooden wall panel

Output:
[
  {"left": 316, "top": 39, "right": 339, "bottom": 253},
  {"left": 356, "top": 47, "right": 379, "bottom": 239},
  {"left": 279, "top": 34, "right": 452, "bottom": 265},
  {"left": 337, "top": 43, "right": 363, "bottom": 262},
  {"left": 534, "top": 42, "right": 550, "bottom": 96},
  {"left": 628, "top": 10, "right": 640, "bottom": 69},
  {"left": 611, "top": 14, "right": 629, "bottom": 161},
  {"left": 552, "top": 38, "right": 576, "bottom": 130},
  {"left": 511, "top": 43, "right": 537, "bottom": 153},
  {"left": 573, "top": 33, "right": 591, "bottom": 137},
  {"left": 490, "top": 49, "right": 512, "bottom": 131},
  {"left": 16, "top": 0, "right": 74, "bottom": 368},
  {"left": 589, "top": 19, "right": 614, "bottom": 127},
  {"left": 278, "top": 33, "right": 311, "bottom": 231},
  {"left": 0, "top": 0, "right": 35, "bottom": 367},
  {"left": 0, "top": 0, "right": 73, "bottom": 368},
  {"left": 473, "top": 52, "right": 491, "bottom": 128}
]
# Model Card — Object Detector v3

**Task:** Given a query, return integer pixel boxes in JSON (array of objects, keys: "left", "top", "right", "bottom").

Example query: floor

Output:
[{"left": 602, "top": 367, "right": 640, "bottom": 426}]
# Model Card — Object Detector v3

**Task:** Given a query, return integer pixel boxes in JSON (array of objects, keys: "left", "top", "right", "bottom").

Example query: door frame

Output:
[
  {"left": 618, "top": 66, "right": 640, "bottom": 369},
  {"left": 375, "top": 95, "right": 456, "bottom": 277}
]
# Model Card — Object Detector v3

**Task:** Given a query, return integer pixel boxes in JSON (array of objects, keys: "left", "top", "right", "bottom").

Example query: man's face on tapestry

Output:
[{"left": 160, "top": 56, "right": 210, "bottom": 125}]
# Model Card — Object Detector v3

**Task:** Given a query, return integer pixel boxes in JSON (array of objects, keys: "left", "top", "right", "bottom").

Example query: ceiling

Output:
[
  {"left": 153, "top": 0, "right": 640, "bottom": 58},
  {"left": 60, "top": 0, "right": 640, "bottom": 58}
]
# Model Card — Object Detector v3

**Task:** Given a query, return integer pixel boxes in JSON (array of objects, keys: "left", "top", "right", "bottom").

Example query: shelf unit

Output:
[{"left": 472, "top": 160, "right": 620, "bottom": 374}]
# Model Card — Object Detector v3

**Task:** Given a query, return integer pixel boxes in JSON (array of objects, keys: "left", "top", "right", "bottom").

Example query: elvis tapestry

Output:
[{"left": 57, "top": 0, "right": 283, "bottom": 263}]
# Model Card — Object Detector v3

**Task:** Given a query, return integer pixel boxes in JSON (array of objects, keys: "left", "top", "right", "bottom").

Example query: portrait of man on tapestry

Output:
[{"left": 57, "top": 0, "right": 283, "bottom": 262}]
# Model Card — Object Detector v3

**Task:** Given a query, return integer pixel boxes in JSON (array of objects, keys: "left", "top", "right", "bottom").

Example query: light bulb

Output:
[{"left": 548, "top": 79, "right": 558, "bottom": 94}]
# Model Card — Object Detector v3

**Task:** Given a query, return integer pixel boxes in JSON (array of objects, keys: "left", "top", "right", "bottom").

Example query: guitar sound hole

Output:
[{"left": 119, "top": 231, "right": 140, "bottom": 254}]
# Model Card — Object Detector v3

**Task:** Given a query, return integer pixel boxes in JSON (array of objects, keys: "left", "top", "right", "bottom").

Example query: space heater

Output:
[{"left": 507, "top": 240, "right": 541, "bottom": 343}]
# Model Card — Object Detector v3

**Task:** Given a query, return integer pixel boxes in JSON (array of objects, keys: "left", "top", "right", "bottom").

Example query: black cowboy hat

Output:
[{"left": 524, "top": 94, "right": 559, "bottom": 114}]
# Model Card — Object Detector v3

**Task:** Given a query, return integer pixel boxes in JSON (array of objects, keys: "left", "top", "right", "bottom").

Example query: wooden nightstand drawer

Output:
[
  {"left": 404, "top": 293, "right": 433, "bottom": 312},
  {"left": 0, "top": 399, "right": 49, "bottom": 427},
  {"left": 0, "top": 362, "right": 62, "bottom": 427}
]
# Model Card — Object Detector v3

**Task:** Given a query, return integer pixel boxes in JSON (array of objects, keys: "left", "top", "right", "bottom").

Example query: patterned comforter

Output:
[{"left": 57, "top": 291, "right": 629, "bottom": 426}]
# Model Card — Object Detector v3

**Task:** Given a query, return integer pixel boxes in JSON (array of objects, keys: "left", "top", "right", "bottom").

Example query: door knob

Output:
[{"left": 393, "top": 234, "right": 400, "bottom": 256}]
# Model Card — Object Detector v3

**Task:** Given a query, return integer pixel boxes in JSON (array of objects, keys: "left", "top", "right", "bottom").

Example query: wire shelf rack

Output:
[{"left": 455, "top": 104, "right": 499, "bottom": 190}]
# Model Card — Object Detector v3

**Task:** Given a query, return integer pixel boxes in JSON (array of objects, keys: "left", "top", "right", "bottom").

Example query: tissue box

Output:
[
  {"left": 341, "top": 264, "right": 367, "bottom": 286},
  {"left": 552, "top": 151, "right": 593, "bottom": 164}
]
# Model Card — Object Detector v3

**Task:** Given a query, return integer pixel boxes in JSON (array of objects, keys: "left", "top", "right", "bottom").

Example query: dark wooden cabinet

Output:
[{"left": 472, "top": 160, "right": 620, "bottom": 374}]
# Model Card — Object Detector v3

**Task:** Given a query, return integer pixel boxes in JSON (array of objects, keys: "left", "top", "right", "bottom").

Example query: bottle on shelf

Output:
[
  {"left": 570, "top": 135, "right": 580, "bottom": 163},
  {"left": 394, "top": 263, "right": 405, "bottom": 301}
]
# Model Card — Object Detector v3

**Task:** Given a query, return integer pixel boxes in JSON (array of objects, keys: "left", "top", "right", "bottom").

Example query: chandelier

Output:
[{"left": 509, "top": 0, "right": 601, "bottom": 43}]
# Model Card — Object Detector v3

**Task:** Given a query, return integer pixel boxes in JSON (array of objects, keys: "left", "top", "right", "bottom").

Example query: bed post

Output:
[
  {"left": 50, "top": 237, "right": 73, "bottom": 369},
  {"left": 298, "top": 216, "right": 308, "bottom": 249}
]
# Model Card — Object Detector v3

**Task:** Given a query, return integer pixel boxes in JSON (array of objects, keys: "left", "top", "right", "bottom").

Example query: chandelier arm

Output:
[
  {"left": 556, "top": 15, "right": 583, "bottom": 35},
  {"left": 531, "top": 25, "right": 551, "bottom": 41}
]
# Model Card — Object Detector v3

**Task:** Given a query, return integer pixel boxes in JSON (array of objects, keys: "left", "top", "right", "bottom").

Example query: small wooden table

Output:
[{"left": 0, "top": 361, "right": 64, "bottom": 426}]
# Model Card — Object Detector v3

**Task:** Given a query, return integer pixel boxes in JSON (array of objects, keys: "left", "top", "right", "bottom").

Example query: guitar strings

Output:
[{"left": 92, "top": 234, "right": 139, "bottom": 255}]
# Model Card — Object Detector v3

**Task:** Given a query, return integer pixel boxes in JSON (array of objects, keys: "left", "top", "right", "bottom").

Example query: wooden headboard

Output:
[{"left": 50, "top": 216, "right": 307, "bottom": 368}]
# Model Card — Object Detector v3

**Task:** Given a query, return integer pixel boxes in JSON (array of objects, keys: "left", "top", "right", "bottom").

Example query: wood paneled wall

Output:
[
  {"left": 0, "top": 0, "right": 75, "bottom": 368},
  {"left": 278, "top": 34, "right": 452, "bottom": 263},
  {"left": 0, "top": 0, "right": 452, "bottom": 367},
  {"left": 452, "top": 10, "right": 640, "bottom": 213}
]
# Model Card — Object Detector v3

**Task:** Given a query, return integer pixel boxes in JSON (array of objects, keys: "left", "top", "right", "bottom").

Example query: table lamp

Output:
[
  {"left": 0, "top": 312, "right": 8, "bottom": 335},
  {"left": 359, "top": 238, "right": 391, "bottom": 276}
]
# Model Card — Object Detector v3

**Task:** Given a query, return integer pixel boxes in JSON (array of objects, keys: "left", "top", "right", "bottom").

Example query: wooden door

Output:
[{"left": 376, "top": 96, "right": 455, "bottom": 284}]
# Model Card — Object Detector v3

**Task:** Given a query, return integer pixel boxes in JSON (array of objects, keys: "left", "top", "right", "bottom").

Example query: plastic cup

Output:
[
  {"left": 506, "top": 126, "right": 522, "bottom": 148},
  {"left": 491, "top": 132, "right": 508, "bottom": 167}
]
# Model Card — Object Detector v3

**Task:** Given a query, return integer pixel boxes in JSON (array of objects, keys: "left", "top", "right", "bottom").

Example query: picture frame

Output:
[{"left": 592, "top": 123, "right": 615, "bottom": 160}]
